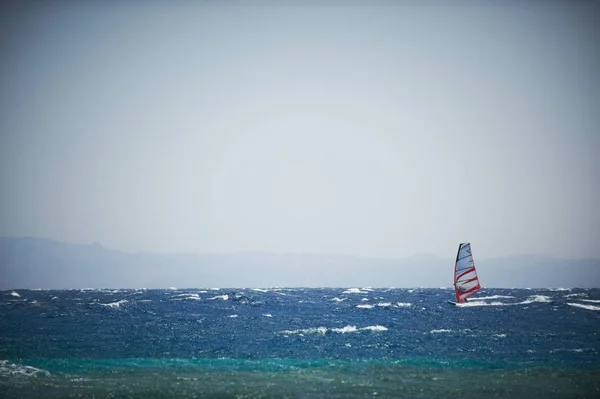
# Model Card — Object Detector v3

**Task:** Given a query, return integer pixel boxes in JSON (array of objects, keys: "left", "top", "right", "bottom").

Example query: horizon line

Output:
[{"left": 1, "top": 235, "right": 598, "bottom": 262}]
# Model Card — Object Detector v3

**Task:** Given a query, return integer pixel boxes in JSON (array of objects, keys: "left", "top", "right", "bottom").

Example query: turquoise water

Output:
[{"left": 1, "top": 288, "right": 599, "bottom": 397}]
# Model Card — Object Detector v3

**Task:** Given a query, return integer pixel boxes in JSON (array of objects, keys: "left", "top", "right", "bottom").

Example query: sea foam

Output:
[{"left": 568, "top": 302, "right": 600, "bottom": 311}]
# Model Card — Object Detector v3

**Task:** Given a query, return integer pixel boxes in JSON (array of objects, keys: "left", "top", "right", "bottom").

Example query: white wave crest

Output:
[
  {"left": 362, "top": 325, "right": 388, "bottom": 332},
  {"left": 208, "top": 294, "right": 229, "bottom": 301},
  {"left": 281, "top": 327, "right": 328, "bottom": 335},
  {"left": 9, "top": 291, "right": 20, "bottom": 297},
  {"left": 342, "top": 288, "right": 366, "bottom": 294},
  {"left": 456, "top": 301, "right": 510, "bottom": 307},
  {"left": 564, "top": 293, "right": 586, "bottom": 298},
  {"left": 252, "top": 288, "right": 269, "bottom": 293},
  {"left": 262, "top": 314, "right": 272, "bottom": 317},
  {"left": 357, "top": 302, "right": 411, "bottom": 309},
  {"left": 568, "top": 302, "right": 600, "bottom": 311},
  {"left": 470, "top": 295, "right": 514, "bottom": 300},
  {"left": 430, "top": 329, "right": 452, "bottom": 334},
  {"left": 173, "top": 293, "right": 201, "bottom": 300},
  {"left": 228, "top": 314, "right": 238, "bottom": 318},
  {"left": 332, "top": 326, "right": 358, "bottom": 333},
  {"left": 457, "top": 295, "right": 552, "bottom": 307},
  {"left": 331, "top": 297, "right": 345, "bottom": 302},
  {"left": 100, "top": 300, "right": 128, "bottom": 308},
  {"left": 580, "top": 299, "right": 600, "bottom": 303},
  {"left": 281, "top": 325, "right": 388, "bottom": 335},
  {"left": 0, "top": 360, "right": 50, "bottom": 377},
  {"left": 521, "top": 295, "right": 552, "bottom": 304}
]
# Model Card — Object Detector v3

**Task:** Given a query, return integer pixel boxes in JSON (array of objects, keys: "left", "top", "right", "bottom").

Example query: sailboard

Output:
[{"left": 449, "top": 242, "right": 481, "bottom": 305}]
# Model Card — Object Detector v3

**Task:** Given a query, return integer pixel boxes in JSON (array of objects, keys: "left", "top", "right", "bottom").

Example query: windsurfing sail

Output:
[{"left": 453, "top": 242, "right": 480, "bottom": 303}]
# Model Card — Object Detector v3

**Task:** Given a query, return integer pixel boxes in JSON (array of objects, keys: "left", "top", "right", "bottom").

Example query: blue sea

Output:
[{"left": 1, "top": 287, "right": 599, "bottom": 398}]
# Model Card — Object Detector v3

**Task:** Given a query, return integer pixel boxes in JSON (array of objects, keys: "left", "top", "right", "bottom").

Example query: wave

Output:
[
  {"left": 457, "top": 295, "right": 552, "bottom": 307},
  {"left": 470, "top": 295, "right": 514, "bottom": 300},
  {"left": 208, "top": 295, "right": 229, "bottom": 301},
  {"left": 281, "top": 325, "right": 388, "bottom": 335},
  {"left": 0, "top": 360, "right": 50, "bottom": 378},
  {"left": 9, "top": 291, "right": 20, "bottom": 297},
  {"left": 427, "top": 329, "right": 472, "bottom": 334},
  {"left": 567, "top": 302, "right": 600, "bottom": 311},
  {"left": 100, "top": 300, "right": 128, "bottom": 308},
  {"left": 356, "top": 302, "right": 412, "bottom": 309},
  {"left": 580, "top": 299, "right": 600, "bottom": 303},
  {"left": 172, "top": 293, "right": 202, "bottom": 300},
  {"left": 342, "top": 288, "right": 367, "bottom": 294},
  {"left": 521, "top": 295, "right": 552, "bottom": 304}
]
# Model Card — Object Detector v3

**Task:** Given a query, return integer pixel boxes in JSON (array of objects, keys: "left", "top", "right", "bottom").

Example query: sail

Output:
[{"left": 453, "top": 242, "right": 480, "bottom": 302}]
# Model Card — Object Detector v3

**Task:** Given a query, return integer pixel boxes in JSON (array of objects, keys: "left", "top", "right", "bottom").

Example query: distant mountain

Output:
[{"left": 0, "top": 237, "right": 598, "bottom": 289}]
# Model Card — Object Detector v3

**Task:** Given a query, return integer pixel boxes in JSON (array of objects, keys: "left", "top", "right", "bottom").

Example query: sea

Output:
[{"left": 1, "top": 287, "right": 599, "bottom": 398}]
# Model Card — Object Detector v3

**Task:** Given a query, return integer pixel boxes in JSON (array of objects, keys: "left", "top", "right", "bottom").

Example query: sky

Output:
[{"left": 1, "top": 1, "right": 599, "bottom": 261}]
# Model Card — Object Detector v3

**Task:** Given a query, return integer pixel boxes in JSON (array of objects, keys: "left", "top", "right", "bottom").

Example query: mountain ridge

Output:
[{"left": 1, "top": 236, "right": 598, "bottom": 289}]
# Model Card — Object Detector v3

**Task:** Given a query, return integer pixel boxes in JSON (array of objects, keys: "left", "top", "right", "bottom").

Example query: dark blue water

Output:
[{"left": 1, "top": 287, "right": 599, "bottom": 398}]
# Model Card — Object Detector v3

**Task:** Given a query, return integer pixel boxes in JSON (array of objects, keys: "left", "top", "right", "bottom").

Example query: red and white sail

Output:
[{"left": 453, "top": 243, "right": 480, "bottom": 303}]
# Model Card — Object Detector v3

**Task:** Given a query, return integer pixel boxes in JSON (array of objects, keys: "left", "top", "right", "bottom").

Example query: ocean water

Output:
[{"left": 1, "top": 287, "right": 599, "bottom": 398}]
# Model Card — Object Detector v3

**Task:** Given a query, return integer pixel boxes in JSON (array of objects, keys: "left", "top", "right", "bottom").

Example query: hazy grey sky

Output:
[{"left": 1, "top": 1, "right": 598, "bottom": 260}]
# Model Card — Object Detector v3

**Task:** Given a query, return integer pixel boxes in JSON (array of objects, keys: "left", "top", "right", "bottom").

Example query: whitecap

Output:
[
  {"left": 356, "top": 304, "right": 374, "bottom": 309},
  {"left": 456, "top": 301, "right": 510, "bottom": 307},
  {"left": 100, "top": 300, "right": 128, "bottom": 308},
  {"left": 430, "top": 329, "right": 452, "bottom": 334},
  {"left": 280, "top": 325, "right": 387, "bottom": 335},
  {"left": 396, "top": 302, "right": 412, "bottom": 307},
  {"left": 228, "top": 314, "right": 238, "bottom": 318},
  {"left": 342, "top": 288, "right": 365, "bottom": 294},
  {"left": 181, "top": 294, "right": 201, "bottom": 300},
  {"left": 332, "top": 326, "right": 358, "bottom": 333},
  {"left": 521, "top": 295, "right": 552, "bottom": 304},
  {"left": 362, "top": 325, "right": 388, "bottom": 332},
  {"left": 580, "top": 299, "right": 600, "bottom": 303},
  {"left": 567, "top": 302, "right": 600, "bottom": 311},
  {"left": 208, "top": 294, "right": 229, "bottom": 301},
  {"left": 470, "top": 295, "right": 514, "bottom": 300},
  {"left": 9, "top": 291, "right": 20, "bottom": 297},
  {"left": 262, "top": 314, "right": 272, "bottom": 317},
  {"left": 281, "top": 327, "right": 328, "bottom": 335},
  {"left": 331, "top": 297, "right": 345, "bottom": 302},
  {"left": 0, "top": 360, "right": 51, "bottom": 377},
  {"left": 252, "top": 288, "right": 269, "bottom": 293},
  {"left": 564, "top": 293, "right": 586, "bottom": 298}
]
